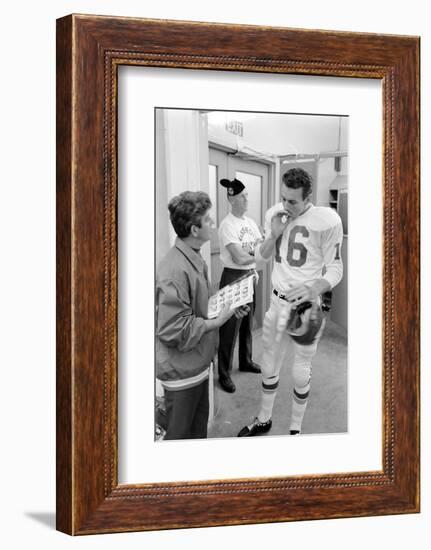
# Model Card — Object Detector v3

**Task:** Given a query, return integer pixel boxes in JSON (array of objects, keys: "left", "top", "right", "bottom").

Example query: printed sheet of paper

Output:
[{"left": 208, "top": 274, "right": 254, "bottom": 319}]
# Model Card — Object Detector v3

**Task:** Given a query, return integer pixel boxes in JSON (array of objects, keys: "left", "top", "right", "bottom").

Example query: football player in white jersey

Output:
[{"left": 238, "top": 167, "right": 343, "bottom": 437}]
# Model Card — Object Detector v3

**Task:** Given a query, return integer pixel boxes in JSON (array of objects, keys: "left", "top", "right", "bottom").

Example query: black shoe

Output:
[
  {"left": 290, "top": 430, "right": 300, "bottom": 435},
  {"left": 238, "top": 417, "right": 272, "bottom": 437},
  {"left": 239, "top": 361, "right": 261, "bottom": 374},
  {"left": 219, "top": 377, "right": 236, "bottom": 393}
]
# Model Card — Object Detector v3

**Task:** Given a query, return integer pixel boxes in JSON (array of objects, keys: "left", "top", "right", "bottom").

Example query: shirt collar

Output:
[
  {"left": 299, "top": 203, "right": 314, "bottom": 217},
  {"left": 175, "top": 237, "right": 206, "bottom": 273}
]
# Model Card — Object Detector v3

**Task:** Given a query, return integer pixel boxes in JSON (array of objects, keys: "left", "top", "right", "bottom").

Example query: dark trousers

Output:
[
  {"left": 217, "top": 268, "right": 255, "bottom": 381},
  {"left": 164, "top": 379, "right": 209, "bottom": 440}
]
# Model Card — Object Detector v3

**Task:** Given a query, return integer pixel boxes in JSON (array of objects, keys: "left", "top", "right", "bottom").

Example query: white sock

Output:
[
  {"left": 258, "top": 375, "right": 279, "bottom": 422},
  {"left": 289, "top": 384, "right": 310, "bottom": 432}
]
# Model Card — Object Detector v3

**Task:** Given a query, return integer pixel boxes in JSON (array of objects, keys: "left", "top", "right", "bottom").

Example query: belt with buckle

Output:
[
  {"left": 274, "top": 288, "right": 321, "bottom": 307},
  {"left": 273, "top": 289, "right": 290, "bottom": 302}
]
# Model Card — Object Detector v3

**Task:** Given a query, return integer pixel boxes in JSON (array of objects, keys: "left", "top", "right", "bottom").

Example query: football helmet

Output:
[{"left": 286, "top": 301, "right": 324, "bottom": 345}]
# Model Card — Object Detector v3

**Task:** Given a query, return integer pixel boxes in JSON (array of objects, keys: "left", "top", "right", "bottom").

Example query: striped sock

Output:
[
  {"left": 258, "top": 375, "right": 279, "bottom": 422},
  {"left": 289, "top": 384, "right": 310, "bottom": 432}
]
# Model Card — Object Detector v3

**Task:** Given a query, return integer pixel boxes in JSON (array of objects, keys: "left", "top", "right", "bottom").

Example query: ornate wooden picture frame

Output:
[{"left": 56, "top": 14, "right": 420, "bottom": 535}]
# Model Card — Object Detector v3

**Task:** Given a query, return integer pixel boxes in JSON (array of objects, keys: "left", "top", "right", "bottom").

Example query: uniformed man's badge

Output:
[{"left": 228, "top": 187, "right": 234, "bottom": 195}]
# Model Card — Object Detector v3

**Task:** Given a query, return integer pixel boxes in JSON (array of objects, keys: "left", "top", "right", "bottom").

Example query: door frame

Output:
[{"left": 209, "top": 142, "right": 277, "bottom": 329}]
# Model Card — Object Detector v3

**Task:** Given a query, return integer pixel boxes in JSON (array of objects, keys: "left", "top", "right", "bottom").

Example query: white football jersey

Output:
[{"left": 263, "top": 202, "right": 343, "bottom": 292}]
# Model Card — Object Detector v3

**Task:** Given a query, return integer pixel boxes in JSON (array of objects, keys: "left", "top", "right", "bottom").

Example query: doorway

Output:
[{"left": 208, "top": 147, "right": 274, "bottom": 329}]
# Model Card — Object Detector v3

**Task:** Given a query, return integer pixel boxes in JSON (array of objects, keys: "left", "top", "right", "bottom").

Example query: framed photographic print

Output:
[{"left": 56, "top": 14, "right": 420, "bottom": 535}]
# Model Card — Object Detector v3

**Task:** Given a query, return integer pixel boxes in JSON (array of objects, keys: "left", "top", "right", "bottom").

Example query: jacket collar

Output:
[{"left": 174, "top": 237, "right": 206, "bottom": 274}]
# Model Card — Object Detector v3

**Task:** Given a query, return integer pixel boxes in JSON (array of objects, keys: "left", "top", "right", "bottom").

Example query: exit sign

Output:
[{"left": 225, "top": 120, "right": 243, "bottom": 137}]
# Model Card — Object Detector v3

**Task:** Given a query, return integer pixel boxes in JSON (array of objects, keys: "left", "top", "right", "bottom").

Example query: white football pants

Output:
[{"left": 259, "top": 293, "right": 325, "bottom": 427}]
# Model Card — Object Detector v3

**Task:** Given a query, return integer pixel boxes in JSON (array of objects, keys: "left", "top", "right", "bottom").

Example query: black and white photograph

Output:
[
  {"left": 1, "top": 0, "right": 426, "bottom": 547},
  {"left": 154, "top": 108, "right": 348, "bottom": 441}
]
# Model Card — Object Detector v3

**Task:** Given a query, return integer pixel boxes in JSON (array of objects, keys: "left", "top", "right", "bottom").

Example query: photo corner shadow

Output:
[{"left": 25, "top": 511, "right": 56, "bottom": 530}]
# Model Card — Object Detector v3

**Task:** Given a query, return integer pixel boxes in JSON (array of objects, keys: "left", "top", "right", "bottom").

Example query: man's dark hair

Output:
[
  {"left": 282, "top": 168, "right": 313, "bottom": 200},
  {"left": 168, "top": 191, "right": 212, "bottom": 238}
]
